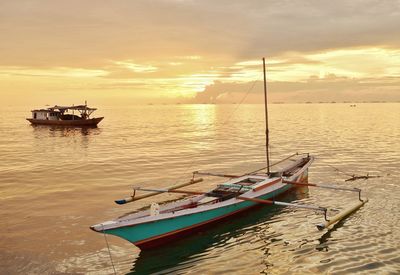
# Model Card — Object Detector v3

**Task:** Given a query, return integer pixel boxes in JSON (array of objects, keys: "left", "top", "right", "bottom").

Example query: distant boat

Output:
[{"left": 26, "top": 102, "right": 104, "bottom": 127}]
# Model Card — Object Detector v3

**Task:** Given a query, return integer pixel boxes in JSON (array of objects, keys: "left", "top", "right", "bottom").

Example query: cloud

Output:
[
  {"left": 1, "top": 1, "right": 400, "bottom": 104},
  {"left": 192, "top": 75, "right": 400, "bottom": 103},
  {"left": 1, "top": 0, "right": 399, "bottom": 67}
]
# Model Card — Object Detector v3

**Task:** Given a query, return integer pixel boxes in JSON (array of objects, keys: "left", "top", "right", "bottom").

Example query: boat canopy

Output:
[
  {"left": 49, "top": 105, "right": 97, "bottom": 111},
  {"left": 31, "top": 105, "right": 97, "bottom": 113}
]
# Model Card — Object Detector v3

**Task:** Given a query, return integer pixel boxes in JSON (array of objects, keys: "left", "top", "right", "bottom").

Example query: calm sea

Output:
[{"left": 1, "top": 103, "right": 399, "bottom": 274}]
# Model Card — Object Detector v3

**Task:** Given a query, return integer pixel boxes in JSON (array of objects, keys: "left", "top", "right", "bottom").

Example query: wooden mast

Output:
[{"left": 263, "top": 57, "right": 270, "bottom": 174}]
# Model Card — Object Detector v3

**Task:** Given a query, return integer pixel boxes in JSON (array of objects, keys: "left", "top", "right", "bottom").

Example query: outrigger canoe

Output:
[
  {"left": 91, "top": 154, "right": 315, "bottom": 249},
  {"left": 91, "top": 58, "right": 367, "bottom": 250},
  {"left": 90, "top": 154, "right": 367, "bottom": 249}
]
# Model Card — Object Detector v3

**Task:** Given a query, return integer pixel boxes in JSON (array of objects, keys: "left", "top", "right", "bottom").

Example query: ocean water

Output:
[{"left": 0, "top": 103, "right": 399, "bottom": 274}]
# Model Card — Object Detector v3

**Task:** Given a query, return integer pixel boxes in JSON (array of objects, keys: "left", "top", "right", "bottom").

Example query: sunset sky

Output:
[{"left": 1, "top": 0, "right": 400, "bottom": 105}]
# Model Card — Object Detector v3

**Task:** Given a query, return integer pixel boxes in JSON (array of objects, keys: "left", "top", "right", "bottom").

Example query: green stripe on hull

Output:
[{"left": 106, "top": 183, "right": 296, "bottom": 244}]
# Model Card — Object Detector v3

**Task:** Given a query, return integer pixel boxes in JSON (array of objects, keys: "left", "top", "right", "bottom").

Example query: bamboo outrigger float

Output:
[{"left": 90, "top": 58, "right": 367, "bottom": 249}]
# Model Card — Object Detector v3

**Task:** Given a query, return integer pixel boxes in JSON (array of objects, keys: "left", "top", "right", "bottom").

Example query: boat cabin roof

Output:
[
  {"left": 31, "top": 109, "right": 53, "bottom": 113},
  {"left": 31, "top": 105, "right": 97, "bottom": 112}
]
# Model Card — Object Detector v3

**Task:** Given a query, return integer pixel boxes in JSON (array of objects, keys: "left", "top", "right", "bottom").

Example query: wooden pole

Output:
[
  {"left": 193, "top": 171, "right": 239, "bottom": 178},
  {"left": 263, "top": 57, "right": 270, "bottom": 174},
  {"left": 282, "top": 180, "right": 362, "bottom": 193},
  {"left": 114, "top": 178, "right": 203, "bottom": 205}
]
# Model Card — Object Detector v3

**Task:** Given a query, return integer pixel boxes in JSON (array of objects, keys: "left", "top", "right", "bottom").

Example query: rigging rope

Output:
[
  {"left": 102, "top": 224, "right": 117, "bottom": 275},
  {"left": 185, "top": 77, "right": 261, "bottom": 183},
  {"left": 327, "top": 164, "right": 355, "bottom": 177},
  {"left": 221, "top": 77, "right": 261, "bottom": 125},
  {"left": 326, "top": 163, "right": 383, "bottom": 181},
  {"left": 247, "top": 152, "right": 300, "bottom": 175}
]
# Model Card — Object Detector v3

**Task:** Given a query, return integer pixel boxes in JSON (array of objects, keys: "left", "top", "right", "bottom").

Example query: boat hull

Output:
[
  {"left": 102, "top": 170, "right": 309, "bottom": 249},
  {"left": 26, "top": 117, "right": 104, "bottom": 127}
]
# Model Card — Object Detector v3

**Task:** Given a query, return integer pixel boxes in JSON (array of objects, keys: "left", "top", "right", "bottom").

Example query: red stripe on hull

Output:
[{"left": 27, "top": 117, "right": 104, "bottom": 127}]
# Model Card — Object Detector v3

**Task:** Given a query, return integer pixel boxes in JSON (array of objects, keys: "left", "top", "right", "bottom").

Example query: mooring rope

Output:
[
  {"left": 247, "top": 152, "right": 300, "bottom": 175},
  {"left": 327, "top": 164, "right": 355, "bottom": 177},
  {"left": 102, "top": 224, "right": 117, "bottom": 275},
  {"left": 322, "top": 161, "right": 383, "bottom": 181}
]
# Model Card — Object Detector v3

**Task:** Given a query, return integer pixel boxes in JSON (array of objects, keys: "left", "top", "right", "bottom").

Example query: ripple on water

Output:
[{"left": 1, "top": 104, "right": 400, "bottom": 274}]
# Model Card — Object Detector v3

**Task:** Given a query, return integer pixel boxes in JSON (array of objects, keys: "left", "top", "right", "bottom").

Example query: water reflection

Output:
[
  {"left": 3, "top": 103, "right": 399, "bottom": 274},
  {"left": 181, "top": 104, "right": 217, "bottom": 152},
  {"left": 316, "top": 216, "right": 349, "bottom": 252},
  {"left": 185, "top": 104, "right": 216, "bottom": 127},
  {"left": 31, "top": 124, "right": 101, "bottom": 137},
  {"left": 29, "top": 125, "right": 101, "bottom": 151},
  {"left": 129, "top": 187, "right": 309, "bottom": 274}
]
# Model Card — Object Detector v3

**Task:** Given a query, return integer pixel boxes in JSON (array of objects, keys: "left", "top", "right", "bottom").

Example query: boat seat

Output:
[
  {"left": 269, "top": 171, "right": 282, "bottom": 177},
  {"left": 218, "top": 183, "right": 253, "bottom": 191},
  {"left": 207, "top": 190, "right": 239, "bottom": 201}
]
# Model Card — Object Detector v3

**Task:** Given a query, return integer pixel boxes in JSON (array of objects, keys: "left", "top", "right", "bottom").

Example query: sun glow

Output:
[
  {"left": 263, "top": 47, "right": 400, "bottom": 81},
  {"left": 1, "top": 47, "right": 400, "bottom": 105}
]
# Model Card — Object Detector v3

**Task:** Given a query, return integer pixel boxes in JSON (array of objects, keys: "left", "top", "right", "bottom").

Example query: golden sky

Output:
[{"left": 1, "top": 0, "right": 400, "bottom": 105}]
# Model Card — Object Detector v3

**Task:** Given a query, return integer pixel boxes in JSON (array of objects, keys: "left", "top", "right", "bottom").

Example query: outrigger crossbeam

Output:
[
  {"left": 115, "top": 178, "right": 203, "bottom": 205},
  {"left": 191, "top": 173, "right": 365, "bottom": 203},
  {"left": 133, "top": 186, "right": 328, "bottom": 216},
  {"left": 282, "top": 180, "right": 365, "bottom": 202},
  {"left": 281, "top": 180, "right": 368, "bottom": 229},
  {"left": 193, "top": 171, "right": 238, "bottom": 178}
]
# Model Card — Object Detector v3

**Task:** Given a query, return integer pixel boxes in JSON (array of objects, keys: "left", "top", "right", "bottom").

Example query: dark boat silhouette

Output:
[{"left": 26, "top": 102, "right": 103, "bottom": 127}]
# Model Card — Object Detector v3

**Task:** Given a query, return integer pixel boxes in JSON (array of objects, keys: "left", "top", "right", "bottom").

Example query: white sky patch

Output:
[
  {"left": 0, "top": 66, "right": 108, "bottom": 78},
  {"left": 168, "top": 62, "right": 183, "bottom": 66},
  {"left": 103, "top": 74, "right": 215, "bottom": 95},
  {"left": 177, "top": 73, "right": 217, "bottom": 92},
  {"left": 177, "top": 55, "right": 202, "bottom": 60},
  {"left": 228, "top": 47, "right": 400, "bottom": 82},
  {"left": 114, "top": 61, "right": 158, "bottom": 73},
  {"left": 235, "top": 60, "right": 261, "bottom": 66},
  {"left": 305, "top": 47, "right": 400, "bottom": 78},
  {"left": 235, "top": 59, "right": 286, "bottom": 67},
  {"left": 227, "top": 69, "right": 261, "bottom": 82}
]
